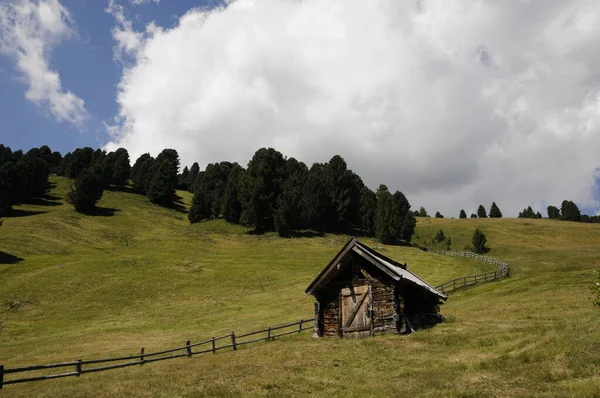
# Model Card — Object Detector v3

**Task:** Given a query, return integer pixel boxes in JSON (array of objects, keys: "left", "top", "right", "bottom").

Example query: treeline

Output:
[
  {"left": 418, "top": 202, "right": 503, "bottom": 220},
  {"left": 544, "top": 201, "right": 600, "bottom": 223},
  {"left": 0, "top": 144, "right": 61, "bottom": 216},
  {"left": 185, "top": 148, "right": 416, "bottom": 243},
  {"left": 57, "top": 146, "right": 183, "bottom": 212}
]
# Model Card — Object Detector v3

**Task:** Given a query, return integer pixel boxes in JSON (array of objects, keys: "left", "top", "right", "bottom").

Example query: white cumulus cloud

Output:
[
  {"left": 0, "top": 0, "right": 88, "bottom": 127},
  {"left": 105, "top": 0, "right": 600, "bottom": 216}
]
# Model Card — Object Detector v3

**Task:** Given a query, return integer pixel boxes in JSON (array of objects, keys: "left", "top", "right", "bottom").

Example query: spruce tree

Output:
[
  {"left": 489, "top": 202, "right": 502, "bottom": 218},
  {"left": 65, "top": 147, "right": 94, "bottom": 179},
  {"left": 188, "top": 162, "right": 200, "bottom": 193},
  {"left": 393, "top": 190, "right": 415, "bottom": 242},
  {"left": 459, "top": 209, "right": 467, "bottom": 219},
  {"left": 472, "top": 228, "right": 488, "bottom": 254},
  {"left": 178, "top": 166, "right": 190, "bottom": 190},
  {"left": 418, "top": 207, "right": 429, "bottom": 217},
  {"left": 15, "top": 154, "right": 49, "bottom": 200},
  {"left": 547, "top": 205, "right": 560, "bottom": 219},
  {"left": 299, "top": 163, "right": 332, "bottom": 232},
  {"left": 112, "top": 148, "right": 130, "bottom": 188},
  {"left": 435, "top": 229, "right": 446, "bottom": 242},
  {"left": 239, "top": 148, "right": 287, "bottom": 232},
  {"left": 374, "top": 185, "right": 398, "bottom": 244},
  {"left": 359, "top": 187, "right": 377, "bottom": 236},
  {"left": 470, "top": 213, "right": 477, "bottom": 218},
  {"left": 435, "top": 211, "right": 444, "bottom": 218},
  {"left": 560, "top": 200, "right": 581, "bottom": 221},
  {"left": 400, "top": 211, "right": 416, "bottom": 242},
  {"left": 148, "top": 157, "right": 177, "bottom": 205},
  {"left": 0, "top": 161, "right": 18, "bottom": 214},
  {"left": 323, "top": 155, "right": 363, "bottom": 231},
  {"left": 477, "top": 205, "right": 487, "bottom": 218},
  {"left": 131, "top": 154, "right": 155, "bottom": 194},
  {"left": 274, "top": 158, "right": 308, "bottom": 236},
  {"left": 223, "top": 167, "right": 244, "bottom": 223},
  {"left": 67, "top": 168, "right": 104, "bottom": 212},
  {"left": 189, "top": 191, "right": 210, "bottom": 223}
]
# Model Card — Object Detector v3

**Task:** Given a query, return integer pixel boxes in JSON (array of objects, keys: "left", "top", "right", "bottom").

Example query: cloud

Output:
[
  {"left": 0, "top": 0, "right": 88, "bottom": 127},
  {"left": 130, "top": 0, "right": 160, "bottom": 5},
  {"left": 105, "top": 0, "right": 600, "bottom": 216},
  {"left": 105, "top": 0, "right": 144, "bottom": 60}
]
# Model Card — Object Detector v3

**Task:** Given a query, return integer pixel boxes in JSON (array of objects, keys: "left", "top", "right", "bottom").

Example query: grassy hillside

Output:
[{"left": 1, "top": 177, "right": 599, "bottom": 397}]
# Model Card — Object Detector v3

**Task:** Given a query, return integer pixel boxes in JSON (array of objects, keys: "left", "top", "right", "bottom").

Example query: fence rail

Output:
[
  {"left": 0, "top": 318, "right": 314, "bottom": 389},
  {"left": 428, "top": 249, "right": 510, "bottom": 294}
]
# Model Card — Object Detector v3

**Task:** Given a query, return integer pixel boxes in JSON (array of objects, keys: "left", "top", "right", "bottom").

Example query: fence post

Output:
[
  {"left": 231, "top": 332, "right": 237, "bottom": 351},
  {"left": 298, "top": 320, "right": 303, "bottom": 333},
  {"left": 76, "top": 359, "right": 82, "bottom": 376},
  {"left": 0, "top": 364, "right": 4, "bottom": 390},
  {"left": 267, "top": 327, "right": 271, "bottom": 341},
  {"left": 186, "top": 340, "right": 192, "bottom": 357},
  {"left": 140, "top": 347, "right": 145, "bottom": 365},
  {"left": 212, "top": 337, "right": 216, "bottom": 354}
]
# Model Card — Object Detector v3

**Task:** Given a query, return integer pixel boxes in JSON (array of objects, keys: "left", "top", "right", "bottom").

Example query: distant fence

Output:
[
  {"left": 428, "top": 249, "right": 510, "bottom": 294},
  {"left": 0, "top": 318, "right": 314, "bottom": 389}
]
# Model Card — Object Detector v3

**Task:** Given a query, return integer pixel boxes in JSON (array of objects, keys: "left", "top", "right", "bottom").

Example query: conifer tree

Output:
[
  {"left": 178, "top": 166, "right": 190, "bottom": 190},
  {"left": 189, "top": 191, "right": 210, "bottom": 223},
  {"left": 188, "top": 162, "right": 200, "bottom": 193},
  {"left": 112, "top": 148, "right": 130, "bottom": 188},
  {"left": 299, "top": 163, "right": 332, "bottom": 232},
  {"left": 275, "top": 158, "right": 308, "bottom": 236},
  {"left": 459, "top": 209, "right": 467, "bottom": 219},
  {"left": 131, "top": 154, "right": 155, "bottom": 194},
  {"left": 374, "top": 184, "right": 397, "bottom": 244},
  {"left": 67, "top": 168, "right": 104, "bottom": 212},
  {"left": 223, "top": 167, "right": 244, "bottom": 223},
  {"left": 489, "top": 202, "right": 502, "bottom": 218},
  {"left": 435, "top": 229, "right": 446, "bottom": 242},
  {"left": 359, "top": 187, "right": 377, "bottom": 236},
  {"left": 148, "top": 158, "right": 177, "bottom": 205},
  {"left": 239, "top": 148, "right": 287, "bottom": 232},
  {"left": 472, "top": 228, "right": 488, "bottom": 254},
  {"left": 477, "top": 205, "right": 487, "bottom": 218},
  {"left": 547, "top": 205, "right": 560, "bottom": 219},
  {"left": 560, "top": 200, "right": 581, "bottom": 221},
  {"left": 0, "top": 161, "right": 18, "bottom": 214},
  {"left": 435, "top": 211, "right": 444, "bottom": 218}
]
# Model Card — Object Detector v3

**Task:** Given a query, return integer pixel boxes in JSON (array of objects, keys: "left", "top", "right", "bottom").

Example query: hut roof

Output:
[{"left": 305, "top": 237, "right": 447, "bottom": 300}]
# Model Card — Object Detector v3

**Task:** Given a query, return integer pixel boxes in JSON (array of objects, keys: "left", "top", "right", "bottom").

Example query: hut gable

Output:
[{"left": 307, "top": 238, "right": 446, "bottom": 338}]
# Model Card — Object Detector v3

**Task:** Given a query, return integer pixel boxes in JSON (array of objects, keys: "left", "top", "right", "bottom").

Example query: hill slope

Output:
[{"left": 1, "top": 177, "right": 600, "bottom": 397}]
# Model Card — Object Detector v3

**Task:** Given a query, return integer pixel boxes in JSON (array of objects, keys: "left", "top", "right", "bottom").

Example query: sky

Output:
[{"left": 0, "top": 0, "right": 599, "bottom": 218}]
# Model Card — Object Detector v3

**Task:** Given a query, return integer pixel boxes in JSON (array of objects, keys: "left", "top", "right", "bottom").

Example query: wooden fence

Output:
[
  {"left": 0, "top": 318, "right": 314, "bottom": 389},
  {"left": 429, "top": 249, "right": 510, "bottom": 294}
]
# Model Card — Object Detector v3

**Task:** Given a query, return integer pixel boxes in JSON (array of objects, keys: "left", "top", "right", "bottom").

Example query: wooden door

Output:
[{"left": 340, "top": 285, "right": 371, "bottom": 338}]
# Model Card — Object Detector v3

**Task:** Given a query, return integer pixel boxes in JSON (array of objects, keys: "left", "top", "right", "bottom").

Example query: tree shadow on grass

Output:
[
  {"left": 80, "top": 207, "right": 121, "bottom": 217},
  {"left": 4, "top": 208, "right": 47, "bottom": 218},
  {"left": 23, "top": 197, "right": 62, "bottom": 207},
  {"left": 0, "top": 252, "right": 24, "bottom": 264},
  {"left": 106, "top": 185, "right": 138, "bottom": 195},
  {"left": 161, "top": 195, "right": 187, "bottom": 214},
  {"left": 288, "top": 230, "right": 325, "bottom": 238}
]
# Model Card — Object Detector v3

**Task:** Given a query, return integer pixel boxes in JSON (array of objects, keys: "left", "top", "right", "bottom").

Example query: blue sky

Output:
[
  {"left": 0, "top": 0, "right": 599, "bottom": 217},
  {"left": 0, "top": 0, "right": 221, "bottom": 154}
]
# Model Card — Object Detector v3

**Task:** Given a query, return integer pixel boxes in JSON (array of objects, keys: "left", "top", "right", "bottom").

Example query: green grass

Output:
[{"left": 1, "top": 177, "right": 600, "bottom": 397}]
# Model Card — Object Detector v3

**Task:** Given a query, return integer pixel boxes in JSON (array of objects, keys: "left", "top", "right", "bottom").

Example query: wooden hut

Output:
[{"left": 306, "top": 238, "right": 447, "bottom": 338}]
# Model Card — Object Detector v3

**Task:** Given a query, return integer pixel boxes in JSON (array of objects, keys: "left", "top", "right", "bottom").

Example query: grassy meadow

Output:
[{"left": 1, "top": 176, "right": 600, "bottom": 397}]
